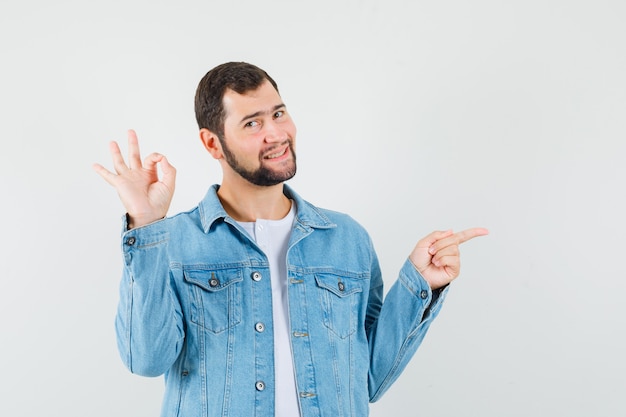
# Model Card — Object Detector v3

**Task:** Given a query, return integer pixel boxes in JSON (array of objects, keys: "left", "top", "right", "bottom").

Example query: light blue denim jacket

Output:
[{"left": 116, "top": 184, "right": 447, "bottom": 417}]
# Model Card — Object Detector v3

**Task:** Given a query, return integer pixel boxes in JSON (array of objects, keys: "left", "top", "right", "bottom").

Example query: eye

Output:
[
  {"left": 245, "top": 120, "right": 259, "bottom": 128},
  {"left": 273, "top": 110, "right": 284, "bottom": 119}
]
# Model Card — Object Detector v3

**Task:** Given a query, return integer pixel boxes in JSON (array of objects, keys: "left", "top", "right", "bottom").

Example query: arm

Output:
[
  {"left": 367, "top": 228, "right": 488, "bottom": 401},
  {"left": 115, "top": 219, "right": 185, "bottom": 377},
  {"left": 366, "top": 252, "right": 447, "bottom": 401},
  {"left": 94, "top": 130, "right": 182, "bottom": 375}
]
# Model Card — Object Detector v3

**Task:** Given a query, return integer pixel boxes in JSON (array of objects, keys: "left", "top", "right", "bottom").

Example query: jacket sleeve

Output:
[
  {"left": 366, "top": 237, "right": 448, "bottom": 402},
  {"left": 115, "top": 217, "right": 185, "bottom": 377}
]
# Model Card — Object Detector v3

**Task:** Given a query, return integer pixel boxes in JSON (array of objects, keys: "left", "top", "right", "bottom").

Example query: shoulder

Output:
[
  {"left": 298, "top": 198, "right": 370, "bottom": 238},
  {"left": 286, "top": 185, "right": 363, "bottom": 228},
  {"left": 317, "top": 205, "right": 361, "bottom": 227},
  {"left": 140, "top": 205, "right": 203, "bottom": 238}
]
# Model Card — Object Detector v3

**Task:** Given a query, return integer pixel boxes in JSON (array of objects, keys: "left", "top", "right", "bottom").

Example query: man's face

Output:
[{"left": 219, "top": 80, "right": 297, "bottom": 186}]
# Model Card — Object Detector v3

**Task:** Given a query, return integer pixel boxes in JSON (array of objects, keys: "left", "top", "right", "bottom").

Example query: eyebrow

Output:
[{"left": 239, "top": 103, "right": 286, "bottom": 125}]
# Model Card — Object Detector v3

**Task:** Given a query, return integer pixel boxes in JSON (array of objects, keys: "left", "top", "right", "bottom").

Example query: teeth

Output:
[{"left": 266, "top": 148, "right": 287, "bottom": 159}]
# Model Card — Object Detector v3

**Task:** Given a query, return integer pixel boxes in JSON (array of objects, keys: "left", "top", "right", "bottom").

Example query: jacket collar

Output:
[{"left": 198, "top": 184, "right": 336, "bottom": 233}]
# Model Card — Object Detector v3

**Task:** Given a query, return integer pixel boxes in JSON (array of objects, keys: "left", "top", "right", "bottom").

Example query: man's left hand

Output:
[{"left": 409, "top": 228, "right": 489, "bottom": 290}]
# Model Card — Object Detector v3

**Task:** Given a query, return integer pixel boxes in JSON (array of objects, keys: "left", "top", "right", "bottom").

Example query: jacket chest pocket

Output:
[
  {"left": 184, "top": 268, "right": 243, "bottom": 334},
  {"left": 315, "top": 274, "right": 363, "bottom": 339}
]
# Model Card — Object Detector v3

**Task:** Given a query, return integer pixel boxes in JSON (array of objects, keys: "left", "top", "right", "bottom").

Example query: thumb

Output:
[{"left": 159, "top": 155, "right": 177, "bottom": 193}]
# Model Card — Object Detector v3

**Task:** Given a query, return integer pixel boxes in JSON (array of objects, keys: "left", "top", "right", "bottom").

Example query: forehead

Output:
[{"left": 222, "top": 80, "right": 283, "bottom": 120}]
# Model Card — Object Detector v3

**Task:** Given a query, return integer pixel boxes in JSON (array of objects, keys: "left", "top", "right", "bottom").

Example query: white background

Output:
[{"left": 1, "top": 1, "right": 624, "bottom": 416}]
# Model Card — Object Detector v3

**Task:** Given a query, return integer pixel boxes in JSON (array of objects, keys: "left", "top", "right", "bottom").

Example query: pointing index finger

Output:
[{"left": 454, "top": 227, "right": 489, "bottom": 244}]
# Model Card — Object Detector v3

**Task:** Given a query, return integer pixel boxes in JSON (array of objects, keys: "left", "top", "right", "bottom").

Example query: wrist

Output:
[{"left": 126, "top": 213, "right": 164, "bottom": 230}]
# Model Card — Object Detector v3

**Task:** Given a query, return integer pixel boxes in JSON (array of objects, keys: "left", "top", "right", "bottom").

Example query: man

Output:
[{"left": 93, "top": 62, "right": 487, "bottom": 417}]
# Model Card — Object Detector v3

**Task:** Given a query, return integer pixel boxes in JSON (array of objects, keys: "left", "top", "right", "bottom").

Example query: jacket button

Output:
[
  {"left": 255, "top": 381, "right": 266, "bottom": 391},
  {"left": 126, "top": 237, "right": 136, "bottom": 246},
  {"left": 209, "top": 278, "right": 220, "bottom": 287},
  {"left": 419, "top": 290, "right": 428, "bottom": 299},
  {"left": 255, "top": 322, "right": 265, "bottom": 332},
  {"left": 251, "top": 271, "right": 262, "bottom": 282},
  {"left": 338, "top": 282, "right": 345, "bottom": 292}
]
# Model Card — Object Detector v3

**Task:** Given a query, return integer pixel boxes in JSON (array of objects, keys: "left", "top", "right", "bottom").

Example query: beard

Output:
[{"left": 220, "top": 138, "right": 297, "bottom": 186}]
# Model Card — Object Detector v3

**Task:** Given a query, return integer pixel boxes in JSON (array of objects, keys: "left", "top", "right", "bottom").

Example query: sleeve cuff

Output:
[{"left": 400, "top": 258, "right": 449, "bottom": 320}]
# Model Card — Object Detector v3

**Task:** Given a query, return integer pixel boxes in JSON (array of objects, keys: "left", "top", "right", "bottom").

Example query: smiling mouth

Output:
[{"left": 264, "top": 146, "right": 288, "bottom": 159}]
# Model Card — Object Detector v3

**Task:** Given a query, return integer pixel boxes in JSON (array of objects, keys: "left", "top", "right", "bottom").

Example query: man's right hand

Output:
[{"left": 92, "top": 129, "right": 176, "bottom": 229}]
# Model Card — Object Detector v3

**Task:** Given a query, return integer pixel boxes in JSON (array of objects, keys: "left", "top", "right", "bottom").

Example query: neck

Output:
[{"left": 217, "top": 177, "right": 291, "bottom": 222}]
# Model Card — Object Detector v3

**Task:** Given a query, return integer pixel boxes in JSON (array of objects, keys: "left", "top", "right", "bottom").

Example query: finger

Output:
[
  {"left": 143, "top": 152, "right": 165, "bottom": 173},
  {"left": 92, "top": 162, "right": 118, "bottom": 186},
  {"left": 416, "top": 229, "right": 454, "bottom": 249},
  {"left": 432, "top": 254, "right": 460, "bottom": 277},
  {"left": 142, "top": 152, "right": 178, "bottom": 193},
  {"left": 127, "top": 129, "right": 142, "bottom": 170},
  {"left": 454, "top": 227, "right": 489, "bottom": 244},
  {"left": 109, "top": 140, "right": 129, "bottom": 174},
  {"left": 428, "top": 227, "right": 488, "bottom": 255},
  {"left": 431, "top": 245, "right": 459, "bottom": 265}
]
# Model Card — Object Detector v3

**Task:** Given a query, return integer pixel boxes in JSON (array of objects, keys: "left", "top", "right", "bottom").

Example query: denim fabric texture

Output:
[{"left": 116, "top": 184, "right": 447, "bottom": 417}]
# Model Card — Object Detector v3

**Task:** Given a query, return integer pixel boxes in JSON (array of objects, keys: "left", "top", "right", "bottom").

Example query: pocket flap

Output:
[
  {"left": 184, "top": 268, "right": 243, "bottom": 292},
  {"left": 315, "top": 274, "right": 363, "bottom": 298}
]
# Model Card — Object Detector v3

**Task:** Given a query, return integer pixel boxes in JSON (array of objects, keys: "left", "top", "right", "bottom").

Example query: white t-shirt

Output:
[{"left": 238, "top": 201, "right": 299, "bottom": 417}]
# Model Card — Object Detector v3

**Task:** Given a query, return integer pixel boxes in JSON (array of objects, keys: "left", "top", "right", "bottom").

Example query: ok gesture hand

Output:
[{"left": 92, "top": 130, "right": 176, "bottom": 229}]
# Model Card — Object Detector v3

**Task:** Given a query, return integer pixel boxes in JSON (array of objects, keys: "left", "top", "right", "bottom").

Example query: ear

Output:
[{"left": 199, "top": 128, "right": 223, "bottom": 159}]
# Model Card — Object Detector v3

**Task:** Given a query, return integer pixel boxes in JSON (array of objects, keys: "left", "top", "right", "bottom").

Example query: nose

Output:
[{"left": 263, "top": 120, "right": 284, "bottom": 143}]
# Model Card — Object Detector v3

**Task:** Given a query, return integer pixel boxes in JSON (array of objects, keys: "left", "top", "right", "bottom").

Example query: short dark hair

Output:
[{"left": 194, "top": 62, "right": 279, "bottom": 138}]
